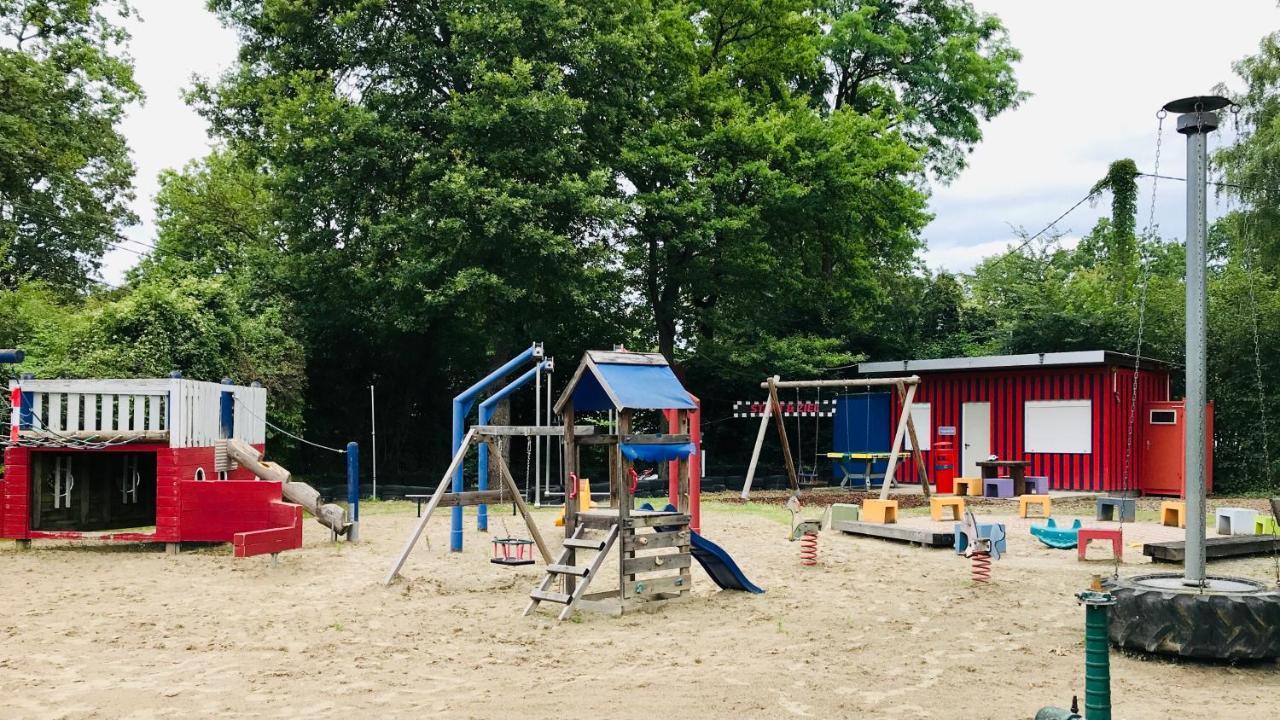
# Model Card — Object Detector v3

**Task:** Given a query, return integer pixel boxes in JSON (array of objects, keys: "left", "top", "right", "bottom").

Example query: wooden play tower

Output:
[{"left": 525, "top": 350, "right": 699, "bottom": 620}]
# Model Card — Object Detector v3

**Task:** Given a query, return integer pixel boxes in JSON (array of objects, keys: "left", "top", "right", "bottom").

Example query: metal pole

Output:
[
  {"left": 369, "top": 384, "right": 377, "bottom": 501},
  {"left": 346, "top": 441, "right": 360, "bottom": 542},
  {"left": 1178, "top": 108, "right": 1218, "bottom": 587},
  {"left": 535, "top": 363, "right": 542, "bottom": 505}
]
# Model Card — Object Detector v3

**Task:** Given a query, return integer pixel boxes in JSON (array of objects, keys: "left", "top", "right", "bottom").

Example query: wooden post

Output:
[
  {"left": 740, "top": 397, "right": 773, "bottom": 499},
  {"left": 487, "top": 440, "right": 553, "bottom": 564},
  {"left": 879, "top": 382, "right": 918, "bottom": 501},
  {"left": 898, "top": 381, "right": 932, "bottom": 498},
  {"left": 768, "top": 377, "right": 800, "bottom": 493},
  {"left": 562, "top": 401, "right": 577, "bottom": 595},
  {"left": 384, "top": 428, "right": 479, "bottom": 585},
  {"left": 617, "top": 409, "right": 633, "bottom": 596}
]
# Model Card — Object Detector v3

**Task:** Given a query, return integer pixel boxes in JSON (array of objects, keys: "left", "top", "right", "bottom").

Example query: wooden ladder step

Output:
[
  {"left": 530, "top": 589, "right": 572, "bottom": 604},
  {"left": 562, "top": 538, "right": 606, "bottom": 551},
  {"left": 547, "top": 564, "right": 590, "bottom": 577}
]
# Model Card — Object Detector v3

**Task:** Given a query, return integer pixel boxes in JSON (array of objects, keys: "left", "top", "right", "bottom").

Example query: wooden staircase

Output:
[{"left": 524, "top": 523, "right": 619, "bottom": 621}]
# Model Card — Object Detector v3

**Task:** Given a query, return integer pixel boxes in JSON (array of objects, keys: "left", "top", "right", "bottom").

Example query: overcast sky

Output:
[{"left": 102, "top": 0, "right": 1280, "bottom": 285}]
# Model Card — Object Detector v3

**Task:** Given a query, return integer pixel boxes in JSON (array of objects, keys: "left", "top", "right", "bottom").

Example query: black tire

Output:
[{"left": 1105, "top": 573, "right": 1280, "bottom": 661}]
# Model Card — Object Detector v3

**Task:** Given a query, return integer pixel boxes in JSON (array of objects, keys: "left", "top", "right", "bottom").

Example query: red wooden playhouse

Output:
[
  {"left": 855, "top": 351, "right": 1212, "bottom": 494},
  {"left": 4, "top": 377, "right": 308, "bottom": 556}
]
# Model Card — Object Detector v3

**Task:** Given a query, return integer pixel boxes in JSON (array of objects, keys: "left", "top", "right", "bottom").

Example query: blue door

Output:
[{"left": 832, "top": 393, "right": 891, "bottom": 480}]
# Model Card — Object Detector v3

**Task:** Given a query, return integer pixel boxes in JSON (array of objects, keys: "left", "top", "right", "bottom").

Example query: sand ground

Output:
[{"left": 2, "top": 494, "right": 1279, "bottom": 719}]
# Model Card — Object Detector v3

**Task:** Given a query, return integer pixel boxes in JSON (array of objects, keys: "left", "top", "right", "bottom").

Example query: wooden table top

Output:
[
  {"left": 826, "top": 452, "right": 894, "bottom": 460},
  {"left": 976, "top": 459, "right": 1030, "bottom": 467}
]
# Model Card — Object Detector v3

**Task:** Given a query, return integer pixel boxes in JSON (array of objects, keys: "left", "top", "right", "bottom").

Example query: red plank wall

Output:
[
  {"left": 890, "top": 366, "right": 1169, "bottom": 491},
  {"left": 2, "top": 442, "right": 289, "bottom": 545}
]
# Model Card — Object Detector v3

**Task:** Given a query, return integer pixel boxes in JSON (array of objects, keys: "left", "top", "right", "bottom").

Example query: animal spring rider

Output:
[
  {"left": 1035, "top": 576, "right": 1115, "bottom": 720},
  {"left": 959, "top": 510, "right": 1003, "bottom": 583},
  {"left": 785, "top": 496, "right": 821, "bottom": 566}
]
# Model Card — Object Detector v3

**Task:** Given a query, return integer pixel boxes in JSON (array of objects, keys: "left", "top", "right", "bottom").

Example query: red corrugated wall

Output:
[{"left": 891, "top": 365, "right": 1169, "bottom": 491}]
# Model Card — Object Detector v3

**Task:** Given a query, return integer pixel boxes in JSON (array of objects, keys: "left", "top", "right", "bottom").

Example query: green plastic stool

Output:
[{"left": 1255, "top": 516, "right": 1279, "bottom": 536}]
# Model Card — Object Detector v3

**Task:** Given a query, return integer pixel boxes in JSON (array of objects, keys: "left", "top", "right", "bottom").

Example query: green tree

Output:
[
  {"left": 0, "top": 0, "right": 141, "bottom": 293},
  {"left": 821, "top": 0, "right": 1026, "bottom": 179}
]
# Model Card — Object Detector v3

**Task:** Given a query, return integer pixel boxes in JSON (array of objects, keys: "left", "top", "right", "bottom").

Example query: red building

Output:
[
  {"left": 3, "top": 377, "right": 303, "bottom": 554},
  {"left": 856, "top": 351, "right": 1211, "bottom": 494}
]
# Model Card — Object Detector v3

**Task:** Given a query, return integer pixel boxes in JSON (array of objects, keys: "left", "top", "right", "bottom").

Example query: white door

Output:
[{"left": 962, "top": 402, "right": 991, "bottom": 477}]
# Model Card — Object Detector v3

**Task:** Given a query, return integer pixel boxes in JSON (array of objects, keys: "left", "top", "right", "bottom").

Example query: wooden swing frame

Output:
[{"left": 740, "top": 375, "right": 931, "bottom": 501}]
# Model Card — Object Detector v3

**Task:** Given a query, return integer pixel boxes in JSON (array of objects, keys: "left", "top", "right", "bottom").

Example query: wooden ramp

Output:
[
  {"left": 1143, "top": 534, "right": 1280, "bottom": 564},
  {"left": 832, "top": 520, "right": 955, "bottom": 548}
]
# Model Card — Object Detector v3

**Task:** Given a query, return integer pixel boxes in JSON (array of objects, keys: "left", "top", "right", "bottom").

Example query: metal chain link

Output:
[{"left": 1117, "top": 109, "right": 1165, "bottom": 577}]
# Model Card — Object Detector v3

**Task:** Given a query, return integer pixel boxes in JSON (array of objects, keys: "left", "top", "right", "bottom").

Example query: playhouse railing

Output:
[
  {"left": 10, "top": 379, "right": 171, "bottom": 439},
  {"left": 8, "top": 378, "right": 267, "bottom": 448}
]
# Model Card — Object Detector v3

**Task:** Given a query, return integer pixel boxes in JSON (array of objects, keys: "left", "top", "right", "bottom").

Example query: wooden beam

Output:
[
  {"left": 487, "top": 440, "right": 554, "bottom": 565},
  {"left": 879, "top": 381, "right": 917, "bottom": 501},
  {"left": 436, "top": 490, "right": 509, "bottom": 508},
  {"left": 898, "top": 381, "right": 932, "bottom": 498},
  {"left": 19, "top": 430, "right": 169, "bottom": 443},
  {"left": 768, "top": 377, "right": 800, "bottom": 493},
  {"left": 832, "top": 519, "right": 955, "bottom": 548},
  {"left": 740, "top": 397, "right": 772, "bottom": 499},
  {"left": 384, "top": 428, "right": 479, "bottom": 585},
  {"left": 474, "top": 424, "right": 594, "bottom": 437},
  {"left": 1143, "top": 534, "right": 1280, "bottom": 563}
]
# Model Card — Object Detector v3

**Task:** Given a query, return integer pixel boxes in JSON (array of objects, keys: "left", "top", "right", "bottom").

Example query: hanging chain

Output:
[{"left": 1116, "top": 109, "right": 1165, "bottom": 577}]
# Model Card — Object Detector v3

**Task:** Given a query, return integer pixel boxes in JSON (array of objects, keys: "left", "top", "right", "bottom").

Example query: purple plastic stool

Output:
[
  {"left": 984, "top": 478, "right": 1015, "bottom": 498},
  {"left": 1025, "top": 476, "right": 1049, "bottom": 494}
]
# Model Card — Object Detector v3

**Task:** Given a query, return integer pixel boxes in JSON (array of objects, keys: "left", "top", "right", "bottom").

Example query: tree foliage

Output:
[{"left": 0, "top": 0, "right": 141, "bottom": 293}]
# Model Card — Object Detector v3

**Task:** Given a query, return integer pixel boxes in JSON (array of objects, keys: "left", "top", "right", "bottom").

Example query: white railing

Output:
[
  {"left": 9, "top": 379, "right": 170, "bottom": 436},
  {"left": 9, "top": 378, "right": 267, "bottom": 448}
]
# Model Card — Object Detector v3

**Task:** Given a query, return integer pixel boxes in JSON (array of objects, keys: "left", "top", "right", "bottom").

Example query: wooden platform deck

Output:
[
  {"left": 1143, "top": 534, "right": 1280, "bottom": 563},
  {"left": 831, "top": 520, "right": 955, "bottom": 548}
]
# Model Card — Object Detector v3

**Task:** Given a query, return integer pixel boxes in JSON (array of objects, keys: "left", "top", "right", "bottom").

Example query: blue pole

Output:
[
  {"left": 347, "top": 441, "right": 360, "bottom": 542},
  {"left": 477, "top": 360, "right": 550, "bottom": 531},
  {"left": 451, "top": 343, "right": 541, "bottom": 552}
]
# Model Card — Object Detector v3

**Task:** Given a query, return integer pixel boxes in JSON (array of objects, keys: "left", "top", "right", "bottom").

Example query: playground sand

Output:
[{"left": 2, "top": 497, "right": 1278, "bottom": 719}]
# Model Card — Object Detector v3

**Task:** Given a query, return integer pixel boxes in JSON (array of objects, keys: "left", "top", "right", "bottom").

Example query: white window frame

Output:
[
  {"left": 1024, "top": 400, "right": 1092, "bottom": 454},
  {"left": 904, "top": 402, "right": 931, "bottom": 451}
]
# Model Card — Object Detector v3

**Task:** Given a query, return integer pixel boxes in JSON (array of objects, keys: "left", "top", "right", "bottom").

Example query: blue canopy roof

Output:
[{"left": 556, "top": 351, "right": 698, "bottom": 413}]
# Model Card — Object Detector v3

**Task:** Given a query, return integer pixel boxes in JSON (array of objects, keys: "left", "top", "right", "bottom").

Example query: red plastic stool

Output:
[{"left": 1077, "top": 528, "right": 1123, "bottom": 561}]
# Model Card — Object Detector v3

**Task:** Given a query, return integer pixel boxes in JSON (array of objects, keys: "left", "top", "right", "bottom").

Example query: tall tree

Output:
[{"left": 0, "top": 0, "right": 141, "bottom": 293}]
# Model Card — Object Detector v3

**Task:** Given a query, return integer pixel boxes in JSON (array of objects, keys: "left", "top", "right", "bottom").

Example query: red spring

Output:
[
  {"left": 799, "top": 531, "right": 818, "bottom": 566},
  {"left": 971, "top": 551, "right": 992, "bottom": 583}
]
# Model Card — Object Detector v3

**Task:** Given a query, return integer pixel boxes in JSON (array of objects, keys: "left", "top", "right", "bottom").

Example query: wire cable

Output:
[{"left": 232, "top": 394, "right": 346, "bottom": 454}]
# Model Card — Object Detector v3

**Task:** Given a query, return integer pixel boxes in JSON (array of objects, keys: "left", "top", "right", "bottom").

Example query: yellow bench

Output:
[
  {"left": 862, "top": 499, "right": 898, "bottom": 524},
  {"left": 1160, "top": 501, "right": 1186, "bottom": 528},
  {"left": 953, "top": 477, "right": 983, "bottom": 497},
  {"left": 930, "top": 496, "right": 965, "bottom": 521},
  {"left": 1018, "top": 494, "right": 1051, "bottom": 519}
]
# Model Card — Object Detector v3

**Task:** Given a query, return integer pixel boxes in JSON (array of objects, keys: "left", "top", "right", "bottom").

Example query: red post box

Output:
[{"left": 933, "top": 439, "right": 956, "bottom": 495}]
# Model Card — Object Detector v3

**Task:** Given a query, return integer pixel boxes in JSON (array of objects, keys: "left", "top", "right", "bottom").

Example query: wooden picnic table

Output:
[
  {"left": 826, "top": 452, "right": 896, "bottom": 490},
  {"left": 976, "top": 460, "right": 1031, "bottom": 496}
]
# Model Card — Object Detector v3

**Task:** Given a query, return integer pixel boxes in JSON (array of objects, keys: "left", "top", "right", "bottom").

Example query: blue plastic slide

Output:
[
  {"left": 689, "top": 531, "right": 765, "bottom": 594},
  {"left": 637, "top": 503, "right": 764, "bottom": 594}
]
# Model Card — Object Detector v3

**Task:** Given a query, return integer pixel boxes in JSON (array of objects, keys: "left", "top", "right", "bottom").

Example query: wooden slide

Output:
[{"left": 226, "top": 439, "right": 350, "bottom": 536}]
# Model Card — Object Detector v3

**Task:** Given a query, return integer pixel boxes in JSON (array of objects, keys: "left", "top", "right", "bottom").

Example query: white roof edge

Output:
[{"left": 858, "top": 351, "right": 1169, "bottom": 375}]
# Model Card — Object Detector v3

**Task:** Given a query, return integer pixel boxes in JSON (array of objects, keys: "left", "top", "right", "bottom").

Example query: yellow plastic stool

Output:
[
  {"left": 862, "top": 499, "right": 899, "bottom": 524},
  {"left": 953, "top": 477, "right": 983, "bottom": 497},
  {"left": 930, "top": 496, "right": 965, "bottom": 521},
  {"left": 554, "top": 477, "right": 593, "bottom": 526},
  {"left": 1160, "top": 501, "right": 1186, "bottom": 529},
  {"left": 1018, "top": 494, "right": 1052, "bottom": 519}
]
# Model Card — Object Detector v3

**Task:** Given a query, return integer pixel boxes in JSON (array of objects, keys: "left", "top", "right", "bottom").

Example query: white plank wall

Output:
[{"left": 8, "top": 378, "right": 265, "bottom": 449}]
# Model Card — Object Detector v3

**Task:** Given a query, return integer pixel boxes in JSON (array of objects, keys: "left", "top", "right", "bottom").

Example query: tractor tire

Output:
[{"left": 1105, "top": 573, "right": 1280, "bottom": 661}]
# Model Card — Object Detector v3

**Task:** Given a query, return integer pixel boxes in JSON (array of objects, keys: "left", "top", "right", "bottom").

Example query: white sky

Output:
[{"left": 101, "top": 0, "right": 1280, "bottom": 284}]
